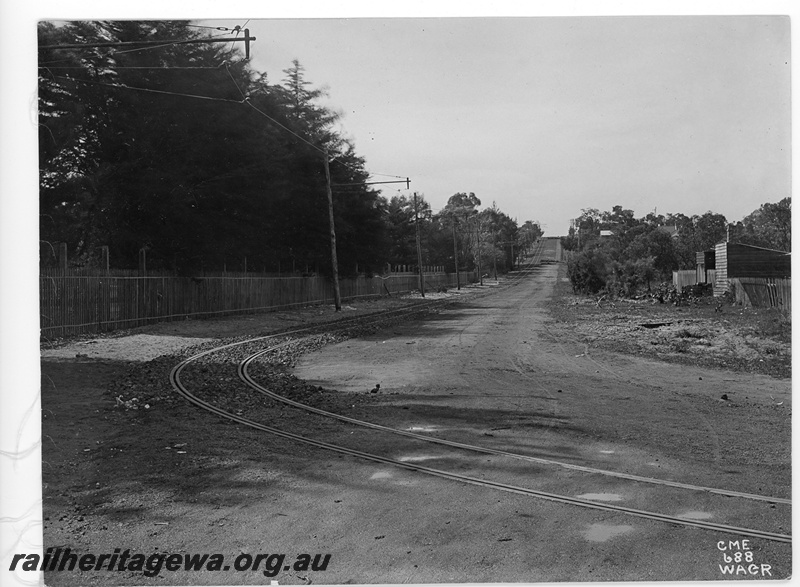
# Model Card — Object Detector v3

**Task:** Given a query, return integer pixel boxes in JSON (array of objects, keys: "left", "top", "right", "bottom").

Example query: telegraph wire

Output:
[
  {"left": 223, "top": 61, "right": 404, "bottom": 188},
  {"left": 39, "top": 64, "right": 229, "bottom": 70},
  {"left": 47, "top": 64, "right": 410, "bottom": 187},
  {"left": 40, "top": 28, "right": 409, "bottom": 185},
  {"left": 223, "top": 63, "right": 325, "bottom": 155},
  {"left": 186, "top": 24, "right": 240, "bottom": 31},
  {"left": 50, "top": 75, "right": 246, "bottom": 104}
]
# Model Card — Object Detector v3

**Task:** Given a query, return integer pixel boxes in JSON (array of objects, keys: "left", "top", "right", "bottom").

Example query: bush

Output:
[
  {"left": 567, "top": 248, "right": 610, "bottom": 294},
  {"left": 607, "top": 257, "right": 656, "bottom": 297}
]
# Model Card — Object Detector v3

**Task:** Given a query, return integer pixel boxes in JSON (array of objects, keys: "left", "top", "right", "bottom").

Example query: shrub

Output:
[
  {"left": 607, "top": 257, "right": 657, "bottom": 297},
  {"left": 567, "top": 247, "right": 611, "bottom": 294}
]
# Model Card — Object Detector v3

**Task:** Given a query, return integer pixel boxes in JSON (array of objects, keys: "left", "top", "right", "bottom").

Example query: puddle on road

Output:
[
  {"left": 599, "top": 450, "right": 615, "bottom": 454},
  {"left": 406, "top": 425, "right": 438, "bottom": 432},
  {"left": 397, "top": 455, "right": 441, "bottom": 462},
  {"left": 581, "top": 523, "right": 634, "bottom": 542},
  {"left": 369, "top": 470, "right": 418, "bottom": 486},
  {"left": 576, "top": 493, "right": 623, "bottom": 502},
  {"left": 677, "top": 510, "right": 713, "bottom": 520}
]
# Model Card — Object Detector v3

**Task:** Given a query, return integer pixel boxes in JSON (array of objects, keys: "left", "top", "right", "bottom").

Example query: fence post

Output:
[
  {"left": 58, "top": 242, "right": 67, "bottom": 274},
  {"left": 138, "top": 248, "right": 147, "bottom": 327},
  {"left": 100, "top": 246, "right": 109, "bottom": 274}
]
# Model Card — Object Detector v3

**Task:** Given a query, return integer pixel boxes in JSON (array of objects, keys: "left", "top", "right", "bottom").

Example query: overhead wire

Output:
[
  {"left": 222, "top": 62, "right": 406, "bottom": 188},
  {"left": 221, "top": 63, "right": 408, "bottom": 182},
  {"left": 223, "top": 63, "right": 326, "bottom": 155},
  {"left": 39, "top": 64, "right": 228, "bottom": 70},
  {"left": 43, "top": 50, "right": 410, "bottom": 186},
  {"left": 50, "top": 74, "right": 246, "bottom": 104},
  {"left": 38, "top": 29, "right": 234, "bottom": 65},
  {"left": 226, "top": 20, "right": 249, "bottom": 57},
  {"left": 185, "top": 24, "right": 240, "bottom": 31}
]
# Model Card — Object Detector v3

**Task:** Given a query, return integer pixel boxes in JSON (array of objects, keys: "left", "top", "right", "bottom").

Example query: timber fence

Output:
[
  {"left": 40, "top": 269, "right": 477, "bottom": 338},
  {"left": 672, "top": 269, "right": 717, "bottom": 290},
  {"left": 671, "top": 271, "right": 790, "bottom": 311},
  {"left": 728, "top": 278, "right": 791, "bottom": 312},
  {"left": 672, "top": 270, "right": 697, "bottom": 289}
]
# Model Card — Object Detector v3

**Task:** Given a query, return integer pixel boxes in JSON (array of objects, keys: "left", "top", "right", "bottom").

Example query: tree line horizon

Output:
[
  {"left": 563, "top": 199, "right": 790, "bottom": 295},
  {"left": 38, "top": 20, "right": 541, "bottom": 278}
]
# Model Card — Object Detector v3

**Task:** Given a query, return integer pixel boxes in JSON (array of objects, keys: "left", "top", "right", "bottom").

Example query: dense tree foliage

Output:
[
  {"left": 39, "top": 21, "right": 382, "bottom": 274},
  {"left": 730, "top": 197, "right": 791, "bottom": 253},
  {"left": 38, "top": 21, "right": 539, "bottom": 278},
  {"left": 563, "top": 198, "right": 790, "bottom": 295}
]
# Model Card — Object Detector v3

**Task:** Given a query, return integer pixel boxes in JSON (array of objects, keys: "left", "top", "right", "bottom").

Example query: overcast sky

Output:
[{"left": 195, "top": 15, "right": 792, "bottom": 235}]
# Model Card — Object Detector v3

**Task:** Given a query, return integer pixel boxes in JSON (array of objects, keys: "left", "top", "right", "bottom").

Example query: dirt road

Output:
[
  {"left": 38, "top": 262, "right": 790, "bottom": 585},
  {"left": 292, "top": 262, "right": 791, "bottom": 581}
]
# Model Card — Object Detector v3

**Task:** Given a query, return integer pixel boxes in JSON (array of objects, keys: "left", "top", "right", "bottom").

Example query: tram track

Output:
[
  {"left": 240, "top": 336, "right": 789, "bottom": 506},
  {"left": 169, "top": 255, "right": 791, "bottom": 545}
]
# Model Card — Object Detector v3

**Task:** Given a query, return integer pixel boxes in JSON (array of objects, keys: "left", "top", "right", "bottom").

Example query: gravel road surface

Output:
[{"left": 39, "top": 262, "right": 790, "bottom": 584}]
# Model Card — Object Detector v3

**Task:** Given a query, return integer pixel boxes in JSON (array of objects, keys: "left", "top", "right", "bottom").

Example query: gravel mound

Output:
[{"left": 41, "top": 334, "right": 214, "bottom": 362}]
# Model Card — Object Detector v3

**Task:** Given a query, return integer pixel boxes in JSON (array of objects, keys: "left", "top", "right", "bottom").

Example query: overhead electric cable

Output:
[
  {"left": 185, "top": 24, "right": 239, "bottom": 31},
  {"left": 222, "top": 66, "right": 406, "bottom": 181},
  {"left": 111, "top": 41, "right": 197, "bottom": 56},
  {"left": 223, "top": 63, "right": 325, "bottom": 154},
  {"left": 48, "top": 63, "right": 410, "bottom": 186},
  {"left": 51, "top": 75, "right": 245, "bottom": 103},
  {"left": 369, "top": 173, "right": 408, "bottom": 179},
  {"left": 39, "top": 64, "right": 228, "bottom": 70}
]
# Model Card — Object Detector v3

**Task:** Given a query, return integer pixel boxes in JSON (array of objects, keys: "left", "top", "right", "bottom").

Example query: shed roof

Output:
[{"left": 716, "top": 242, "right": 790, "bottom": 255}]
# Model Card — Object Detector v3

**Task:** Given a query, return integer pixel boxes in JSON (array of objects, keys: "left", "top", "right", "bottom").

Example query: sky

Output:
[{"left": 196, "top": 14, "right": 792, "bottom": 236}]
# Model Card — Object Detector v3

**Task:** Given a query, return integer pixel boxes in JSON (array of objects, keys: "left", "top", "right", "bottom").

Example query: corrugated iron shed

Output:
[{"left": 712, "top": 242, "right": 790, "bottom": 296}]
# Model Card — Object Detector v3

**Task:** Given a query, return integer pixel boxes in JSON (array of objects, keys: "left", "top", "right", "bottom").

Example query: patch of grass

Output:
[{"left": 751, "top": 308, "right": 792, "bottom": 342}]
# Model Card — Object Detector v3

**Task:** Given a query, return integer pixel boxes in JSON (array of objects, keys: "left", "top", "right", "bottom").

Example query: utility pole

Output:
[
  {"left": 475, "top": 217, "right": 483, "bottom": 285},
  {"left": 500, "top": 241, "right": 515, "bottom": 271},
  {"left": 492, "top": 230, "right": 497, "bottom": 281},
  {"left": 413, "top": 192, "right": 425, "bottom": 297},
  {"left": 323, "top": 149, "right": 342, "bottom": 311},
  {"left": 452, "top": 220, "right": 460, "bottom": 290}
]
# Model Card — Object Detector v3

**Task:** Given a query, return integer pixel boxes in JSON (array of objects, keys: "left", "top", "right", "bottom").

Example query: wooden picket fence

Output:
[
  {"left": 728, "top": 278, "right": 791, "bottom": 311},
  {"left": 672, "top": 269, "right": 716, "bottom": 289},
  {"left": 672, "top": 270, "right": 697, "bottom": 289},
  {"left": 39, "top": 270, "right": 477, "bottom": 338}
]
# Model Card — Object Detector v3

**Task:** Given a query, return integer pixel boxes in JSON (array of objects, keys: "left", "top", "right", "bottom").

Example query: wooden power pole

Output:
[
  {"left": 452, "top": 220, "right": 460, "bottom": 290},
  {"left": 492, "top": 230, "right": 497, "bottom": 281},
  {"left": 414, "top": 192, "right": 425, "bottom": 297},
  {"left": 323, "top": 149, "right": 342, "bottom": 311},
  {"left": 475, "top": 217, "right": 483, "bottom": 286}
]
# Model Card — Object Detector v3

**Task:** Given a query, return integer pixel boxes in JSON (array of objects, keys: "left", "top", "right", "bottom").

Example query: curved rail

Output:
[
  {"left": 170, "top": 343, "right": 791, "bottom": 543},
  {"left": 236, "top": 253, "right": 791, "bottom": 505},
  {"left": 168, "top": 273, "right": 791, "bottom": 543},
  {"left": 239, "top": 340, "right": 790, "bottom": 505}
]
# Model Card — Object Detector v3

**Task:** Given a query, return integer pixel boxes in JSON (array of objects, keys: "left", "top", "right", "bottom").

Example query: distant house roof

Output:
[
  {"left": 599, "top": 230, "right": 614, "bottom": 237},
  {"left": 655, "top": 225, "right": 679, "bottom": 238}
]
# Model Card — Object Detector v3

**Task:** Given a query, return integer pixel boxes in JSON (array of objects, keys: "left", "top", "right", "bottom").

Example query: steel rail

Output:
[
  {"left": 238, "top": 343, "right": 790, "bottom": 505},
  {"left": 170, "top": 347, "right": 791, "bottom": 544},
  {"left": 235, "top": 255, "right": 791, "bottom": 506}
]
